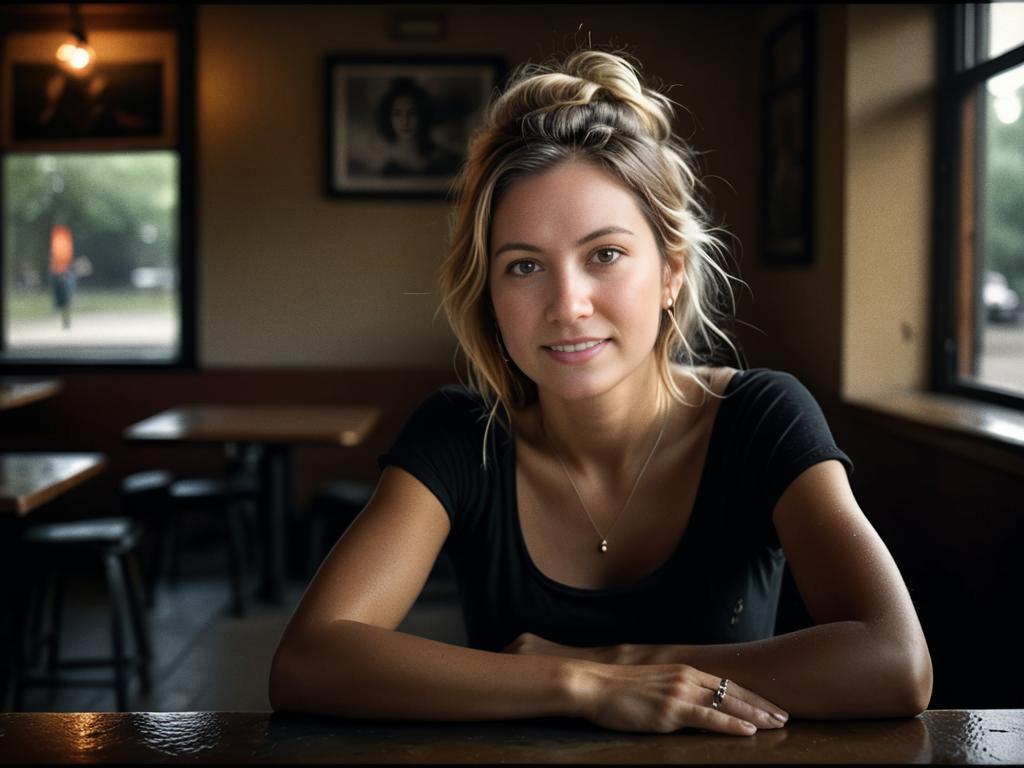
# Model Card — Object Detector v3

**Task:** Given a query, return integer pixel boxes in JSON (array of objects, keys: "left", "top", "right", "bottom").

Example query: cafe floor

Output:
[{"left": 11, "top": 541, "right": 466, "bottom": 713}]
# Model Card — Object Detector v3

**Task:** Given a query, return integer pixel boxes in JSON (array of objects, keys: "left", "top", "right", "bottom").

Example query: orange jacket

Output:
[{"left": 50, "top": 224, "right": 73, "bottom": 275}]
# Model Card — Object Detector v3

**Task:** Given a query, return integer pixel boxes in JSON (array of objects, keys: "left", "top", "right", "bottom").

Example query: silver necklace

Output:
[{"left": 543, "top": 410, "right": 668, "bottom": 554}]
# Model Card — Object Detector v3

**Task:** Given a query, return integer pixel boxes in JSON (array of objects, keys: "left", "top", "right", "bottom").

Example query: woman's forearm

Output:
[
  {"left": 620, "top": 621, "right": 932, "bottom": 719},
  {"left": 269, "top": 619, "right": 585, "bottom": 721}
]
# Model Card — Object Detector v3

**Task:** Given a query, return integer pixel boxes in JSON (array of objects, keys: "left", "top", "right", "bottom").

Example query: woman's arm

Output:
[
  {"left": 269, "top": 466, "right": 786, "bottom": 733},
  {"left": 505, "top": 461, "right": 933, "bottom": 719}
]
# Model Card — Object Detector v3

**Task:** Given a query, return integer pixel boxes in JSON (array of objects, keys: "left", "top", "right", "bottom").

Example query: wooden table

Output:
[
  {"left": 0, "top": 453, "right": 107, "bottom": 516},
  {"left": 123, "top": 405, "right": 380, "bottom": 602},
  {"left": 0, "top": 709, "right": 1020, "bottom": 763},
  {"left": 0, "top": 378, "right": 62, "bottom": 412}
]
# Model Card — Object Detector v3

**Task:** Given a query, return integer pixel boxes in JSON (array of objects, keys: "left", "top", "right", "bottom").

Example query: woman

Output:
[
  {"left": 372, "top": 77, "right": 459, "bottom": 177},
  {"left": 271, "top": 49, "right": 932, "bottom": 734}
]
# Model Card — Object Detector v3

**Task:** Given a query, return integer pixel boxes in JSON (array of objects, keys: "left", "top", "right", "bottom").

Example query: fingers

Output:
[
  {"left": 702, "top": 684, "right": 786, "bottom": 730},
  {"left": 695, "top": 672, "right": 788, "bottom": 729},
  {"left": 691, "top": 703, "right": 759, "bottom": 736}
]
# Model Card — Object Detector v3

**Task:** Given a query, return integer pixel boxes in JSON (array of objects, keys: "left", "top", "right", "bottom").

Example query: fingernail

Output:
[
  {"left": 742, "top": 721, "right": 757, "bottom": 733},
  {"left": 772, "top": 712, "right": 788, "bottom": 723}
]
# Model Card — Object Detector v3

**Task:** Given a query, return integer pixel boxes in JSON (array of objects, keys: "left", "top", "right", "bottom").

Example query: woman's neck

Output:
[{"left": 534, "top": 359, "right": 671, "bottom": 475}]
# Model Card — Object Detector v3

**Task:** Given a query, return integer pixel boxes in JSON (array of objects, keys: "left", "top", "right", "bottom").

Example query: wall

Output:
[
  {"left": 842, "top": 4, "right": 935, "bottom": 399},
  {"left": 196, "top": 4, "right": 761, "bottom": 368}
]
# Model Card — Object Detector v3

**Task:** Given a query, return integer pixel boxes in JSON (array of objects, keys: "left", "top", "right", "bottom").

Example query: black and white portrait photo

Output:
[{"left": 327, "top": 57, "right": 503, "bottom": 198}]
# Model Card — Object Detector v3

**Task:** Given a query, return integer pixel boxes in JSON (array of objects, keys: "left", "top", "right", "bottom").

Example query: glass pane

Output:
[
  {"left": 986, "top": 2, "right": 1024, "bottom": 62},
  {"left": 1, "top": 151, "right": 180, "bottom": 362},
  {"left": 960, "top": 63, "right": 1024, "bottom": 397}
]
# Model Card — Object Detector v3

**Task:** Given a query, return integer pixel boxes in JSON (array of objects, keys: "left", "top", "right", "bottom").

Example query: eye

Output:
[
  {"left": 508, "top": 259, "right": 541, "bottom": 276},
  {"left": 591, "top": 247, "right": 624, "bottom": 265}
]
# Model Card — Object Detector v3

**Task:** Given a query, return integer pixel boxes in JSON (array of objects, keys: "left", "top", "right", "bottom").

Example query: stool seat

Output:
[
  {"left": 121, "top": 470, "right": 174, "bottom": 496},
  {"left": 24, "top": 518, "right": 141, "bottom": 551},
  {"left": 315, "top": 479, "right": 374, "bottom": 508},
  {"left": 169, "top": 475, "right": 258, "bottom": 501}
]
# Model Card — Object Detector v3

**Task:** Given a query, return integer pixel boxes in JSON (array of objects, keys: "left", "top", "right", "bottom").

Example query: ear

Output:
[{"left": 662, "top": 251, "right": 686, "bottom": 308}]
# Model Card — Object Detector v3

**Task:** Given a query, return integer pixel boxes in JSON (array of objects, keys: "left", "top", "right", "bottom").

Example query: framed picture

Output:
[
  {"left": 326, "top": 55, "right": 505, "bottom": 199},
  {"left": 1, "top": 30, "right": 177, "bottom": 151},
  {"left": 760, "top": 12, "right": 815, "bottom": 266}
]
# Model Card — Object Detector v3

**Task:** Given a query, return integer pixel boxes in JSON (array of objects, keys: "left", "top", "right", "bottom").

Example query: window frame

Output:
[
  {"left": 932, "top": 3, "right": 1024, "bottom": 410},
  {"left": 0, "top": 4, "right": 196, "bottom": 372}
]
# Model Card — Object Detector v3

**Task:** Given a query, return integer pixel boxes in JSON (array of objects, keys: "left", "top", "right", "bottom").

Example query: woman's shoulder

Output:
[{"left": 717, "top": 367, "right": 813, "bottom": 399}]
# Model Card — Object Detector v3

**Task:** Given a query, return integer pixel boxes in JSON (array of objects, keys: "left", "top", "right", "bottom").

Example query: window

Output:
[
  {"left": 935, "top": 3, "right": 1024, "bottom": 406},
  {"left": 0, "top": 5, "right": 194, "bottom": 368}
]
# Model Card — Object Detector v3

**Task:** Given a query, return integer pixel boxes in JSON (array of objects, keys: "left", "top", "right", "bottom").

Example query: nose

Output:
[{"left": 545, "top": 266, "right": 593, "bottom": 325}]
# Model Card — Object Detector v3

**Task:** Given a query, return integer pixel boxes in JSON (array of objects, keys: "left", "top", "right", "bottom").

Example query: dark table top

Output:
[
  {"left": 0, "top": 377, "right": 62, "bottom": 412},
  {"left": 0, "top": 452, "right": 107, "bottom": 516},
  {"left": 123, "top": 404, "right": 381, "bottom": 446},
  {"left": 0, "top": 709, "right": 1021, "bottom": 764}
]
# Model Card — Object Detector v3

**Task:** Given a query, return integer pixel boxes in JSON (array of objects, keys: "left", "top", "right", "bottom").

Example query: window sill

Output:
[{"left": 843, "top": 389, "right": 1024, "bottom": 477}]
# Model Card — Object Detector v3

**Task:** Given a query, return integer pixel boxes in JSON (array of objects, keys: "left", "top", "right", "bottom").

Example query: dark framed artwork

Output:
[
  {"left": 1, "top": 30, "right": 177, "bottom": 151},
  {"left": 760, "top": 12, "right": 816, "bottom": 266},
  {"left": 325, "top": 55, "right": 504, "bottom": 198}
]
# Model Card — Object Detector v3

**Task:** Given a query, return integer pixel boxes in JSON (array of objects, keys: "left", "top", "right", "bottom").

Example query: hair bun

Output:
[
  {"left": 492, "top": 49, "right": 675, "bottom": 143},
  {"left": 564, "top": 50, "right": 674, "bottom": 140}
]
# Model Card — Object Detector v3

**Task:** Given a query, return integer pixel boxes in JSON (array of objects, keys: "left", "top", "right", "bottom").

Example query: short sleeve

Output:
[
  {"left": 725, "top": 370, "right": 854, "bottom": 514},
  {"left": 377, "top": 386, "right": 489, "bottom": 540}
]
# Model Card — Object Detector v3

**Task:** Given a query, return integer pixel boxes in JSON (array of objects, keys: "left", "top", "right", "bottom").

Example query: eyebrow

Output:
[{"left": 493, "top": 226, "right": 635, "bottom": 258}]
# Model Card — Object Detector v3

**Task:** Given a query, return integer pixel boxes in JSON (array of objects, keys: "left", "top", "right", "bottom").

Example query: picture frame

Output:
[
  {"left": 1, "top": 29, "right": 178, "bottom": 151},
  {"left": 760, "top": 12, "right": 815, "bottom": 266},
  {"left": 325, "top": 55, "right": 505, "bottom": 199}
]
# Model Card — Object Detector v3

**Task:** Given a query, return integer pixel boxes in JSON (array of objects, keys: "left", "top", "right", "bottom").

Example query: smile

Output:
[
  {"left": 545, "top": 339, "right": 606, "bottom": 352},
  {"left": 542, "top": 338, "right": 610, "bottom": 364}
]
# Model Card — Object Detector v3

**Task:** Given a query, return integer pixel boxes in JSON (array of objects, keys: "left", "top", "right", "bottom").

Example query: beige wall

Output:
[
  {"left": 196, "top": 4, "right": 760, "bottom": 368},
  {"left": 842, "top": 5, "right": 935, "bottom": 399}
]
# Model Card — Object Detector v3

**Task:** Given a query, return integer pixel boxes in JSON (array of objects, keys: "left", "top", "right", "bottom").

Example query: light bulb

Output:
[{"left": 54, "top": 36, "right": 95, "bottom": 77}]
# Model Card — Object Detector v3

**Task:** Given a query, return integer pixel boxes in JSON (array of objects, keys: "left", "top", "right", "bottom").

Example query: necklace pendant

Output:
[{"left": 599, "top": 539, "right": 608, "bottom": 553}]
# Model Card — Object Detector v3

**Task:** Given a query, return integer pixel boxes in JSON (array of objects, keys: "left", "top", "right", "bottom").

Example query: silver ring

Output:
[{"left": 712, "top": 678, "right": 729, "bottom": 710}]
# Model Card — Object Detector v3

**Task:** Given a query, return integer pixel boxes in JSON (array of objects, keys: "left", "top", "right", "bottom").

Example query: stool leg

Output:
[
  {"left": 144, "top": 508, "right": 169, "bottom": 609},
  {"left": 225, "top": 503, "right": 248, "bottom": 617},
  {"left": 122, "top": 552, "right": 152, "bottom": 693},
  {"left": 45, "top": 571, "right": 64, "bottom": 674},
  {"left": 25, "top": 571, "right": 47, "bottom": 667},
  {"left": 10, "top": 583, "right": 31, "bottom": 711},
  {"left": 105, "top": 554, "right": 129, "bottom": 712}
]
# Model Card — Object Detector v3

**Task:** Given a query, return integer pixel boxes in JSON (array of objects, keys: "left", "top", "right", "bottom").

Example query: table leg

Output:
[{"left": 257, "top": 443, "right": 293, "bottom": 604}]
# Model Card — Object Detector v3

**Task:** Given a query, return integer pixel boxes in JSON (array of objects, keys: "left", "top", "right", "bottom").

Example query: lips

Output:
[
  {"left": 542, "top": 338, "right": 610, "bottom": 364},
  {"left": 545, "top": 339, "right": 606, "bottom": 353}
]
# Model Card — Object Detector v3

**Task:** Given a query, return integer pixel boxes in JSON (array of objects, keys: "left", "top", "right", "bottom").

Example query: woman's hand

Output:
[{"left": 571, "top": 662, "right": 789, "bottom": 736}]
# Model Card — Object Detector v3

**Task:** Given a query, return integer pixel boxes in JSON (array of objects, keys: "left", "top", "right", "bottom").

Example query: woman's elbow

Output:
[
  {"left": 887, "top": 643, "right": 933, "bottom": 717},
  {"left": 904, "top": 647, "right": 934, "bottom": 716}
]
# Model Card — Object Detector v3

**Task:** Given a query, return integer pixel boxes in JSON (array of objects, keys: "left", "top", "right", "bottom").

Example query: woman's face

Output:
[
  {"left": 390, "top": 95, "right": 419, "bottom": 141},
  {"left": 488, "top": 160, "right": 682, "bottom": 403}
]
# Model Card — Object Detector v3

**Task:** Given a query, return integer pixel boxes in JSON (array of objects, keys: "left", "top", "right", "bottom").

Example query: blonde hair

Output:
[{"left": 439, "top": 48, "right": 744, "bottom": 453}]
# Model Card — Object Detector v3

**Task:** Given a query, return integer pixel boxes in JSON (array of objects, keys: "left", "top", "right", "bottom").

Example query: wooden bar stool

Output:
[
  {"left": 127, "top": 446, "right": 262, "bottom": 618},
  {"left": 13, "top": 517, "right": 151, "bottom": 712},
  {"left": 164, "top": 472, "right": 259, "bottom": 617},
  {"left": 120, "top": 470, "right": 175, "bottom": 608}
]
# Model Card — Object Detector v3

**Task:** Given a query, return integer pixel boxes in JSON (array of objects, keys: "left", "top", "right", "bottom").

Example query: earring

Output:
[
  {"left": 665, "top": 297, "right": 674, "bottom": 310},
  {"left": 495, "top": 330, "right": 510, "bottom": 363}
]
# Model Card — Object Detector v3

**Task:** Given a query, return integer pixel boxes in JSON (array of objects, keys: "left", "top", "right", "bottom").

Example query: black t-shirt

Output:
[{"left": 378, "top": 368, "right": 853, "bottom": 652}]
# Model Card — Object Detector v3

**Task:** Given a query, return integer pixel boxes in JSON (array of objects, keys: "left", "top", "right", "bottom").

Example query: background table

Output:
[
  {"left": 0, "top": 453, "right": 107, "bottom": 516},
  {"left": 0, "top": 378, "right": 62, "bottom": 412},
  {"left": 0, "top": 709, "right": 1020, "bottom": 763},
  {"left": 123, "top": 405, "right": 380, "bottom": 602}
]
